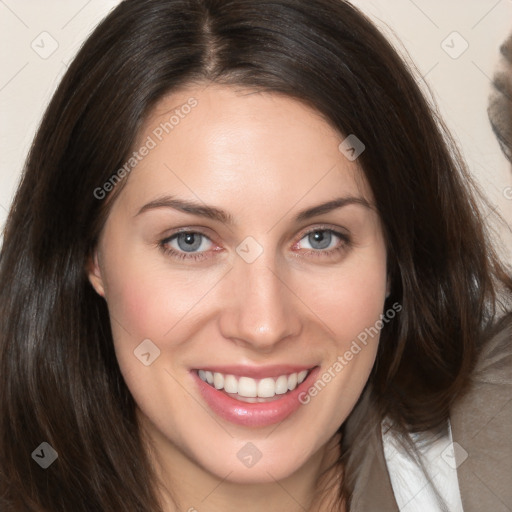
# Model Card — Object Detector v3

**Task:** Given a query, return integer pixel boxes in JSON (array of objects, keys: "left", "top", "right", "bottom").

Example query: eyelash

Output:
[{"left": 158, "top": 226, "right": 351, "bottom": 262}]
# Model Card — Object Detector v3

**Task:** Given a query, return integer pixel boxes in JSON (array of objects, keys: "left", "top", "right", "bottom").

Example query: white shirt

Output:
[{"left": 382, "top": 419, "right": 464, "bottom": 511}]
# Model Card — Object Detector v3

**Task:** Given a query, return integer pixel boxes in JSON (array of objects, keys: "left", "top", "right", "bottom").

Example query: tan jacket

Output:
[{"left": 348, "top": 315, "right": 512, "bottom": 511}]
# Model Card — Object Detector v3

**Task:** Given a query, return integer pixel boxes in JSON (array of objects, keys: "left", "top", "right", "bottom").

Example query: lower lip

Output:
[{"left": 192, "top": 368, "right": 320, "bottom": 427}]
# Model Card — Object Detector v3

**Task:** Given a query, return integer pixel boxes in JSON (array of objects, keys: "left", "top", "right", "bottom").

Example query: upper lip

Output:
[{"left": 192, "top": 364, "right": 317, "bottom": 379}]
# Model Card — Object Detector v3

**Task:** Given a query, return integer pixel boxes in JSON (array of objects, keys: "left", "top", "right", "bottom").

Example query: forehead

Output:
[{"left": 115, "top": 83, "right": 373, "bottom": 217}]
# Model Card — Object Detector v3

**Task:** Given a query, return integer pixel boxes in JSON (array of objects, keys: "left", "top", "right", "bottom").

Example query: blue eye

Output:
[
  {"left": 160, "top": 231, "right": 213, "bottom": 261},
  {"left": 159, "top": 227, "right": 350, "bottom": 262},
  {"left": 172, "top": 232, "right": 210, "bottom": 252},
  {"left": 300, "top": 230, "right": 336, "bottom": 250}
]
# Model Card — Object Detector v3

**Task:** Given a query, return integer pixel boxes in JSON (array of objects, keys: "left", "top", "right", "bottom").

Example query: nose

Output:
[{"left": 218, "top": 254, "right": 303, "bottom": 352}]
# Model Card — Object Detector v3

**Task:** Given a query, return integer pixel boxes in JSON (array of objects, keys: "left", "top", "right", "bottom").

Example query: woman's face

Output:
[{"left": 88, "top": 83, "right": 389, "bottom": 483}]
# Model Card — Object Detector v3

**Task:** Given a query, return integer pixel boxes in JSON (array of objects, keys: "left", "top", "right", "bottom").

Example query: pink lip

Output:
[{"left": 191, "top": 366, "right": 320, "bottom": 428}]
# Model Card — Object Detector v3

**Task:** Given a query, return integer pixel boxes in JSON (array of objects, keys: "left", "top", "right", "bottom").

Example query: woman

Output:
[
  {"left": 489, "top": 31, "right": 512, "bottom": 164},
  {"left": 1, "top": 1, "right": 510, "bottom": 510}
]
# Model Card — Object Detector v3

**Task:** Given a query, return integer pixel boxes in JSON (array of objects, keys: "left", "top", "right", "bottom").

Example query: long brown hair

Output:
[{"left": 1, "top": 1, "right": 511, "bottom": 510}]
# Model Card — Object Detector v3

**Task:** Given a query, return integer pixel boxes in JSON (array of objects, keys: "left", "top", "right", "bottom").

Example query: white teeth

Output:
[
  {"left": 223, "top": 374, "right": 238, "bottom": 394},
  {"left": 287, "top": 372, "right": 297, "bottom": 391},
  {"left": 213, "top": 372, "right": 224, "bottom": 390},
  {"left": 238, "top": 376, "right": 257, "bottom": 397},
  {"left": 258, "top": 377, "right": 276, "bottom": 398},
  {"left": 275, "top": 375, "right": 289, "bottom": 395},
  {"left": 198, "top": 369, "right": 310, "bottom": 398}
]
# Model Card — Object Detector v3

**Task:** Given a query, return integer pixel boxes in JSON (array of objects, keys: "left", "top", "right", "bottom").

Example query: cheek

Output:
[
  {"left": 293, "top": 254, "right": 388, "bottom": 438},
  {"left": 101, "top": 246, "right": 219, "bottom": 342},
  {"left": 308, "top": 250, "right": 388, "bottom": 345}
]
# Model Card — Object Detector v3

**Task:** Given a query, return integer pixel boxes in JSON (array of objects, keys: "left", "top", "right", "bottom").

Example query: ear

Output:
[{"left": 86, "top": 249, "right": 106, "bottom": 297}]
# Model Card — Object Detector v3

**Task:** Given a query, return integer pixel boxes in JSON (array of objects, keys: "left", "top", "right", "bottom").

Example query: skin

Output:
[{"left": 88, "top": 83, "right": 389, "bottom": 512}]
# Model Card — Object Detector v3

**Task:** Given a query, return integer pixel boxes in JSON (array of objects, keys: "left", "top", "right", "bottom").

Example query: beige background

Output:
[{"left": 1, "top": 0, "right": 511, "bottom": 254}]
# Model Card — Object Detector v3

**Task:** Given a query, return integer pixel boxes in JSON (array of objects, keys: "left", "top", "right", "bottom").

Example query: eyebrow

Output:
[{"left": 135, "top": 195, "right": 372, "bottom": 224}]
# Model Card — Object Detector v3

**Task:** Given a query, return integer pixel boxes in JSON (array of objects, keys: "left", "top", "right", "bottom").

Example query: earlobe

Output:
[
  {"left": 385, "top": 275, "right": 391, "bottom": 298},
  {"left": 86, "top": 250, "right": 106, "bottom": 297}
]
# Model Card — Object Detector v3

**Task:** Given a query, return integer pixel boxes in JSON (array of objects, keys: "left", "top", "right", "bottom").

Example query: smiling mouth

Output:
[{"left": 196, "top": 369, "right": 311, "bottom": 403}]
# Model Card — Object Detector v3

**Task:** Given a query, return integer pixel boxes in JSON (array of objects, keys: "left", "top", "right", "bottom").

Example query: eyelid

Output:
[
  {"left": 161, "top": 225, "right": 216, "bottom": 239},
  {"left": 291, "top": 226, "right": 350, "bottom": 256},
  {"left": 159, "top": 230, "right": 218, "bottom": 262},
  {"left": 160, "top": 223, "right": 348, "bottom": 246},
  {"left": 295, "top": 223, "right": 350, "bottom": 240},
  {"left": 159, "top": 226, "right": 220, "bottom": 247}
]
